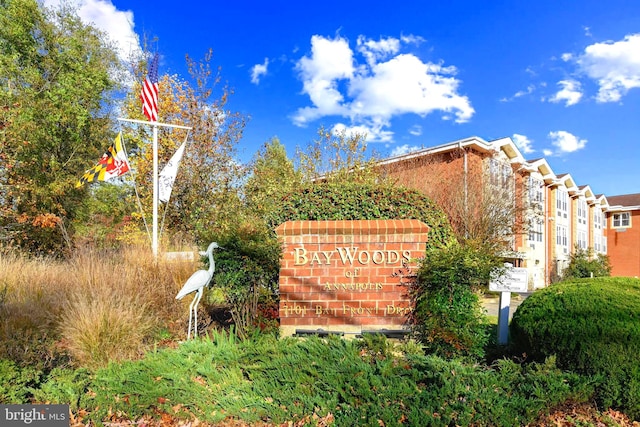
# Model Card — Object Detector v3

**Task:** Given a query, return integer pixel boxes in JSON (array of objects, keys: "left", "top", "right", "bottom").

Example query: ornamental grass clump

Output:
[
  {"left": 510, "top": 277, "right": 640, "bottom": 419},
  {"left": 0, "top": 244, "right": 200, "bottom": 371},
  {"left": 0, "top": 251, "right": 72, "bottom": 370}
]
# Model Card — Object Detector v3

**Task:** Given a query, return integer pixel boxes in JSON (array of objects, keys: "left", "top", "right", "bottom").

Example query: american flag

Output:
[{"left": 140, "top": 52, "right": 159, "bottom": 122}]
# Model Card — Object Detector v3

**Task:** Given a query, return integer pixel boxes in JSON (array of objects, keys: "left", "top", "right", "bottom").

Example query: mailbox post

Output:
[{"left": 489, "top": 264, "right": 528, "bottom": 345}]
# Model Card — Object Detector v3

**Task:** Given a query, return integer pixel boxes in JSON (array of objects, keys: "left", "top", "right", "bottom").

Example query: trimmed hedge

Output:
[
  {"left": 267, "top": 182, "right": 456, "bottom": 251},
  {"left": 510, "top": 277, "right": 640, "bottom": 419}
]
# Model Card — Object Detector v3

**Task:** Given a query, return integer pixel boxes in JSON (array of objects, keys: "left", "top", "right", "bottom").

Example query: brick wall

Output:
[
  {"left": 609, "top": 210, "right": 640, "bottom": 277},
  {"left": 276, "top": 220, "right": 429, "bottom": 337}
]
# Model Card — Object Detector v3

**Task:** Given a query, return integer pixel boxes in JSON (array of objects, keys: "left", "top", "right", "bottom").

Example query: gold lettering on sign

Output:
[
  {"left": 311, "top": 303, "right": 411, "bottom": 317},
  {"left": 294, "top": 247, "right": 411, "bottom": 266},
  {"left": 280, "top": 304, "right": 308, "bottom": 316},
  {"left": 293, "top": 248, "right": 307, "bottom": 265},
  {"left": 344, "top": 268, "right": 360, "bottom": 278},
  {"left": 322, "top": 282, "right": 383, "bottom": 291}
]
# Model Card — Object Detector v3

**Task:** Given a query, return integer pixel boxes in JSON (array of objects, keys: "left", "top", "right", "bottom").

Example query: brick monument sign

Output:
[{"left": 275, "top": 219, "right": 429, "bottom": 337}]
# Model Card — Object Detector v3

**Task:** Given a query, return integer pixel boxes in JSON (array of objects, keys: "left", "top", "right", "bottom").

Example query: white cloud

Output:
[
  {"left": 292, "top": 34, "right": 474, "bottom": 140},
  {"left": 390, "top": 144, "right": 421, "bottom": 157},
  {"left": 501, "top": 84, "right": 535, "bottom": 102},
  {"left": 250, "top": 58, "right": 269, "bottom": 84},
  {"left": 548, "top": 131, "right": 587, "bottom": 154},
  {"left": 331, "top": 122, "right": 393, "bottom": 143},
  {"left": 293, "top": 35, "right": 355, "bottom": 125},
  {"left": 549, "top": 79, "right": 583, "bottom": 106},
  {"left": 512, "top": 133, "right": 534, "bottom": 154},
  {"left": 575, "top": 34, "right": 640, "bottom": 102},
  {"left": 42, "top": 0, "right": 141, "bottom": 61},
  {"left": 409, "top": 125, "right": 422, "bottom": 136},
  {"left": 542, "top": 148, "right": 554, "bottom": 157},
  {"left": 356, "top": 36, "right": 400, "bottom": 67}
]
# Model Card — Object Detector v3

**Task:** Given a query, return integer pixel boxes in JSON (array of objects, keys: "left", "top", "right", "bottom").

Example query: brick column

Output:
[{"left": 275, "top": 219, "right": 429, "bottom": 337}]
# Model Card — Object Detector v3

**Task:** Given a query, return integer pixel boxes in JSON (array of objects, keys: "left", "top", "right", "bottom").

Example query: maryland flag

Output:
[{"left": 76, "top": 132, "right": 130, "bottom": 187}]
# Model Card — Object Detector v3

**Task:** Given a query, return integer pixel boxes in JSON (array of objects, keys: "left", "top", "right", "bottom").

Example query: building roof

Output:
[{"left": 607, "top": 193, "right": 640, "bottom": 210}]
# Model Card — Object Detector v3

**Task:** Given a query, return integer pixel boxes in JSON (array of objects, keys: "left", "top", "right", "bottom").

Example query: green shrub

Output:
[
  {"left": 510, "top": 277, "right": 640, "bottom": 419},
  {"left": 410, "top": 244, "right": 502, "bottom": 360},
  {"left": 212, "top": 223, "right": 281, "bottom": 338},
  {"left": 31, "top": 367, "right": 91, "bottom": 410},
  {"left": 267, "top": 182, "right": 456, "bottom": 251}
]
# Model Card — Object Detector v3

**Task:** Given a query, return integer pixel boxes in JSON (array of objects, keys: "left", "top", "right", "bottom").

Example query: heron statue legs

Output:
[{"left": 187, "top": 288, "right": 204, "bottom": 340}]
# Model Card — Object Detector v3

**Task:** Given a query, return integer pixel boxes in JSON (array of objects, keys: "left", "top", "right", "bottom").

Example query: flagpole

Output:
[
  {"left": 152, "top": 124, "right": 159, "bottom": 258},
  {"left": 118, "top": 118, "right": 192, "bottom": 259}
]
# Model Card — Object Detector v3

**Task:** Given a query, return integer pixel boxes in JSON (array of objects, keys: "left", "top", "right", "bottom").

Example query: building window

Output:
[
  {"left": 556, "top": 225, "right": 568, "bottom": 247},
  {"left": 489, "top": 159, "right": 512, "bottom": 189},
  {"left": 556, "top": 189, "right": 568, "bottom": 218},
  {"left": 529, "top": 177, "right": 544, "bottom": 205},
  {"left": 577, "top": 230, "right": 587, "bottom": 249},
  {"left": 528, "top": 219, "right": 543, "bottom": 243},
  {"left": 577, "top": 200, "right": 587, "bottom": 225},
  {"left": 594, "top": 210, "right": 602, "bottom": 230},
  {"left": 594, "top": 235, "right": 600, "bottom": 252},
  {"left": 612, "top": 212, "right": 631, "bottom": 228}
]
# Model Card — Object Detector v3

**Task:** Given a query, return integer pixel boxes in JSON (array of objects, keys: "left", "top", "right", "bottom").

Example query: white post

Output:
[
  {"left": 117, "top": 118, "right": 192, "bottom": 260},
  {"left": 497, "top": 291, "right": 511, "bottom": 345},
  {"left": 152, "top": 124, "right": 159, "bottom": 258}
]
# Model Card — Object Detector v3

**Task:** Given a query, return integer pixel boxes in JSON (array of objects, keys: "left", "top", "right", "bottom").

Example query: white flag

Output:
[{"left": 158, "top": 141, "right": 186, "bottom": 203}]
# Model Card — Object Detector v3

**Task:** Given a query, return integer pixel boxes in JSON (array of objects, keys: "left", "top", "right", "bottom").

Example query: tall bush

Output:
[
  {"left": 268, "top": 182, "right": 456, "bottom": 251},
  {"left": 510, "top": 277, "right": 640, "bottom": 419},
  {"left": 410, "top": 243, "right": 503, "bottom": 359},
  {"left": 211, "top": 222, "right": 281, "bottom": 338}
]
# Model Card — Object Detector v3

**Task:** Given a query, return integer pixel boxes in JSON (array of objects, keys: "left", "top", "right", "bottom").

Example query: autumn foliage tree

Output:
[{"left": 0, "top": 0, "right": 122, "bottom": 254}]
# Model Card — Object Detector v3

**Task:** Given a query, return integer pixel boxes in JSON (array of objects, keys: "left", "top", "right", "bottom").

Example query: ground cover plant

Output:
[
  {"left": 510, "top": 276, "right": 640, "bottom": 419},
  {"left": 3, "top": 332, "right": 596, "bottom": 426}
]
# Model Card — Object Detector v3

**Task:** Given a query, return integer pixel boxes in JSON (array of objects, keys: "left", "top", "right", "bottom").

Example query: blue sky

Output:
[{"left": 44, "top": 0, "right": 640, "bottom": 197}]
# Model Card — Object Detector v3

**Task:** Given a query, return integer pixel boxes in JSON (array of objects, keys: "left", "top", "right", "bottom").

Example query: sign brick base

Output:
[{"left": 275, "top": 220, "right": 429, "bottom": 337}]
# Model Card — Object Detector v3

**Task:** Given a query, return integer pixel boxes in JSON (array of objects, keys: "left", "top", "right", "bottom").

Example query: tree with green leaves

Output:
[
  {"left": 0, "top": 0, "right": 122, "bottom": 254},
  {"left": 244, "top": 137, "right": 300, "bottom": 220},
  {"left": 295, "top": 125, "right": 383, "bottom": 185},
  {"left": 562, "top": 246, "right": 611, "bottom": 280},
  {"left": 119, "top": 50, "right": 246, "bottom": 247}
]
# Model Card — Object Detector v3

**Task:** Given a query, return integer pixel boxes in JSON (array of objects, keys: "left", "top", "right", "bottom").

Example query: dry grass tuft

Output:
[
  {"left": 60, "top": 289, "right": 155, "bottom": 369},
  {"left": 0, "top": 244, "right": 201, "bottom": 369}
]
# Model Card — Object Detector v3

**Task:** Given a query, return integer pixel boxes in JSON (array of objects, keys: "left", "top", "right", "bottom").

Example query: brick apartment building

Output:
[
  {"left": 606, "top": 193, "right": 640, "bottom": 277},
  {"left": 378, "top": 135, "right": 633, "bottom": 287}
]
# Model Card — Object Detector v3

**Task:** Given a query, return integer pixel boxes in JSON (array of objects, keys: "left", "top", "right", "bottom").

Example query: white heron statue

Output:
[{"left": 176, "top": 242, "right": 221, "bottom": 339}]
